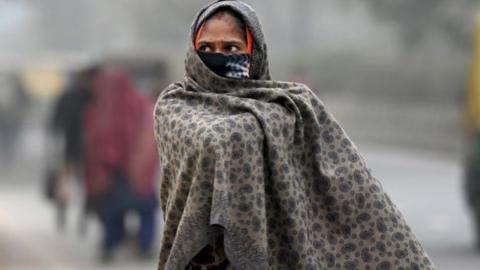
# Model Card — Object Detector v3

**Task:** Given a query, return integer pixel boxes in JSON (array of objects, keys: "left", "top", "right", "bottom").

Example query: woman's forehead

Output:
[
  {"left": 211, "top": 11, "right": 227, "bottom": 20},
  {"left": 205, "top": 11, "right": 243, "bottom": 30},
  {"left": 200, "top": 12, "right": 246, "bottom": 41}
]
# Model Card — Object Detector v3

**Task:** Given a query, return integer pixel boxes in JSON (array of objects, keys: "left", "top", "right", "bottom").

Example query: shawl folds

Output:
[{"left": 154, "top": 0, "right": 435, "bottom": 269}]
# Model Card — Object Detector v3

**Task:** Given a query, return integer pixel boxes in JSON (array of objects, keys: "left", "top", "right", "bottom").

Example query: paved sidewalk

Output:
[{"left": 0, "top": 184, "right": 159, "bottom": 270}]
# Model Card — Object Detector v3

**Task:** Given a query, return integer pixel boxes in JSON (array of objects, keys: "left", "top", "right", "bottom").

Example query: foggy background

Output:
[
  {"left": 1, "top": 0, "right": 480, "bottom": 269},
  {"left": 1, "top": 0, "right": 474, "bottom": 152}
]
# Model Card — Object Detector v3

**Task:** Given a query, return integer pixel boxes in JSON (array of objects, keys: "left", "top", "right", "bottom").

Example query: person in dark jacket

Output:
[
  {"left": 46, "top": 67, "right": 97, "bottom": 230},
  {"left": 50, "top": 68, "right": 96, "bottom": 171}
]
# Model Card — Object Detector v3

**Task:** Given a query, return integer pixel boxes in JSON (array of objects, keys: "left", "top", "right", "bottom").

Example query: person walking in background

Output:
[
  {"left": 50, "top": 67, "right": 97, "bottom": 178},
  {"left": 83, "top": 68, "right": 159, "bottom": 262},
  {"left": 464, "top": 14, "right": 480, "bottom": 251},
  {"left": 45, "top": 67, "right": 97, "bottom": 230},
  {"left": 0, "top": 72, "right": 29, "bottom": 167},
  {"left": 154, "top": 0, "right": 435, "bottom": 269}
]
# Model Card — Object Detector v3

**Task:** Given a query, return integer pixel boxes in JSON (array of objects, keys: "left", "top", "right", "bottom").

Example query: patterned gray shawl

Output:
[{"left": 154, "top": 1, "right": 435, "bottom": 269}]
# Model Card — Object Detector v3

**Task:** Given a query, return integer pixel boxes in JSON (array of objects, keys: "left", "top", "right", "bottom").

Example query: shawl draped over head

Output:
[
  {"left": 154, "top": 0, "right": 435, "bottom": 269},
  {"left": 83, "top": 69, "right": 158, "bottom": 197}
]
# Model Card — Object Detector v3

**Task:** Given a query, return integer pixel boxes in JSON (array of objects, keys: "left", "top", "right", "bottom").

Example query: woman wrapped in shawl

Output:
[{"left": 154, "top": 1, "right": 435, "bottom": 269}]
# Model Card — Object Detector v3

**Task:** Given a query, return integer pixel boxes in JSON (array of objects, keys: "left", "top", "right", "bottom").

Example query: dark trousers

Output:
[
  {"left": 102, "top": 200, "right": 156, "bottom": 252},
  {"left": 465, "top": 149, "right": 480, "bottom": 248},
  {"left": 100, "top": 172, "right": 157, "bottom": 253}
]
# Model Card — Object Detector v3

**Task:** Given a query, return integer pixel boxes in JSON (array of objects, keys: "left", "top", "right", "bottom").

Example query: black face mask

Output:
[{"left": 198, "top": 52, "right": 250, "bottom": 79}]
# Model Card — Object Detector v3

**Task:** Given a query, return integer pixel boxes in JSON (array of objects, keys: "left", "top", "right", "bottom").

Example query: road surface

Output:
[{"left": 0, "top": 128, "right": 479, "bottom": 269}]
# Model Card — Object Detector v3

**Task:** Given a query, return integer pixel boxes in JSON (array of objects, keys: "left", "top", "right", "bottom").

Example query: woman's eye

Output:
[
  {"left": 226, "top": 45, "right": 239, "bottom": 53},
  {"left": 198, "top": 45, "right": 212, "bottom": 52}
]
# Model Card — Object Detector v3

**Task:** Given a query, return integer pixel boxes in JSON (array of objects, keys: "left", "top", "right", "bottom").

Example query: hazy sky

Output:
[{"left": 0, "top": 1, "right": 400, "bottom": 63}]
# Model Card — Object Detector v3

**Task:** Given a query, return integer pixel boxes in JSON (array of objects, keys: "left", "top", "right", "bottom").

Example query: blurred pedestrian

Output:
[
  {"left": 45, "top": 67, "right": 97, "bottom": 231},
  {"left": 464, "top": 14, "right": 480, "bottom": 251},
  {"left": 154, "top": 0, "right": 435, "bottom": 269},
  {"left": 83, "top": 68, "right": 159, "bottom": 261},
  {"left": 0, "top": 73, "right": 28, "bottom": 167},
  {"left": 50, "top": 67, "right": 97, "bottom": 177}
]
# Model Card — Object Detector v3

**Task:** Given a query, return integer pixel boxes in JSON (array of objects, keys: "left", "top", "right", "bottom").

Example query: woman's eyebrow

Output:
[
  {"left": 198, "top": 37, "right": 245, "bottom": 44},
  {"left": 222, "top": 40, "right": 244, "bottom": 46}
]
